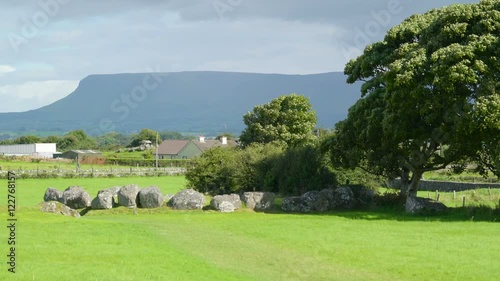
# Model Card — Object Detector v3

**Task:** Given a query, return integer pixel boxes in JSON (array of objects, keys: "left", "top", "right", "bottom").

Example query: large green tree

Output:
[
  {"left": 240, "top": 94, "right": 317, "bottom": 147},
  {"left": 129, "top": 128, "right": 159, "bottom": 147},
  {"left": 328, "top": 0, "right": 499, "bottom": 199}
]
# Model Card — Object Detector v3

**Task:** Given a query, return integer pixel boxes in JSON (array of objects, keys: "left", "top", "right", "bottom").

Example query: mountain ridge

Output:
[{"left": 0, "top": 71, "right": 362, "bottom": 135}]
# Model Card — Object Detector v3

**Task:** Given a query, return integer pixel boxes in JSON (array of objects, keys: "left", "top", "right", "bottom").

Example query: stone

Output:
[
  {"left": 241, "top": 192, "right": 276, "bottom": 211},
  {"left": 61, "top": 186, "right": 92, "bottom": 209},
  {"left": 98, "top": 186, "right": 121, "bottom": 196},
  {"left": 40, "top": 201, "right": 80, "bottom": 218},
  {"left": 281, "top": 196, "right": 307, "bottom": 212},
  {"left": 164, "top": 194, "right": 175, "bottom": 202},
  {"left": 314, "top": 188, "right": 336, "bottom": 212},
  {"left": 210, "top": 194, "right": 242, "bottom": 212},
  {"left": 44, "top": 187, "right": 63, "bottom": 202},
  {"left": 282, "top": 190, "right": 323, "bottom": 213},
  {"left": 167, "top": 189, "right": 205, "bottom": 210},
  {"left": 350, "top": 185, "right": 376, "bottom": 207},
  {"left": 91, "top": 191, "right": 114, "bottom": 209},
  {"left": 282, "top": 188, "right": 357, "bottom": 213},
  {"left": 331, "top": 186, "right": 356, "bottom": 209},
  {"left": 405, "top": 196, "right": 447, "bottom": 215},
  {"left": 138, "top": 186, "right": 164, "bottom": 208},
  {"left": 117, "top": 184, "right": 140, "bottom": 208},
  {"left": 98, "top": 186, "right": 121, "bottom": 207}
]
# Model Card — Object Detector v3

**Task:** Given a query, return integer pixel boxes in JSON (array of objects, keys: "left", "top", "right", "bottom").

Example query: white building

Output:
[{"left": 0, "top": 143, "right": 58, "bottom": 158}]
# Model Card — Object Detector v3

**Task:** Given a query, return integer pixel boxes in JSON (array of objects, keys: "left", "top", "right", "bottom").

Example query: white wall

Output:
[
  {"left": 0, "top": 144, "right": 36, "bottom": 155},
  {"left": 0, "top": 143, "right": 57, "bottom": 158},
  {"left": 34, "top": 143, "right": 57, "bottom": 153}
]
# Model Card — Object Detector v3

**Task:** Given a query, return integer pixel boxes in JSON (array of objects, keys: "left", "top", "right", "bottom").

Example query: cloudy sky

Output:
[{"left": 1, "top": 0, "right": 477, "bottom": 112}]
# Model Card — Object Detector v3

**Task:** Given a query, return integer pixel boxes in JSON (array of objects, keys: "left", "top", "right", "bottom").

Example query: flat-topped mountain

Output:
[{"left": 0, "top": 71, "right": 361, "bottom": 135}]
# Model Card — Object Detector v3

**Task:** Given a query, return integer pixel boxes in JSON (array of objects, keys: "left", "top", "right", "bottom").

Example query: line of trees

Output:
[{"left": 0, "top": 129, "right": 193, "bottom": 151}]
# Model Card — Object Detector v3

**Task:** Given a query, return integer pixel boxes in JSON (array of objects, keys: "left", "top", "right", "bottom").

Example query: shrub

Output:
[
  {"left": 187, "top": 142, "right": 337, "bottom": 196},
  {"left": 185, "top": 147, "right": 239, "bottom": 195},
  {"left": 262, "top": 145, "right": 337, "bottom": 195}
]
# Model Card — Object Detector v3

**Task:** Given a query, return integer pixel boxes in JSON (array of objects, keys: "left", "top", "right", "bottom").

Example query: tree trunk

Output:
[
  {"left": 399, "top": 170, "right": 410, "bottom": 199},
  {"left": 407, "top": 171, "right": 423, "bottom": 198}
]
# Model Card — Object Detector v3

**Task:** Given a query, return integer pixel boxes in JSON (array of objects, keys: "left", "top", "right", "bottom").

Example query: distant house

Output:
[
  {"left": 61, "top": 150, "right": 102, "bottom": 160},
  {"left": 0, "top": 143, "right": 59, "bottom": 158},
  {"left": 155, "top": 136, "right": 237, "bottom": 159}
]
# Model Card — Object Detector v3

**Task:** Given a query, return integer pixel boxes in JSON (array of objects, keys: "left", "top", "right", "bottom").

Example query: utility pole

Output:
[{"left": 155, "top": 132, "right": 159, "bottom": 169}]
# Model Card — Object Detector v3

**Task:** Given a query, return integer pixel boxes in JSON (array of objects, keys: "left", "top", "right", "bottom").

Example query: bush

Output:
[
  {"left": 185, "top": 147, "right": 239, "bottom": 195},
  {"left": 186, "top": 142, "right": 337, "bottom": 196},
  {"left": 262, "top": 145, "right": 337, "bottom": 195}
]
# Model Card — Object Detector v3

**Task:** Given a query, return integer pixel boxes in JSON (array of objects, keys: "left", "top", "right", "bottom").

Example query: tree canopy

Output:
[
  {"left": 129, "top": 128, "right": 159, "bottom": 147},
  {"left": 327, "top": 0, "right": 500, "bottom": 198},
  {"left": 240, "top": 94, "right": 318, "bottom": 147}
]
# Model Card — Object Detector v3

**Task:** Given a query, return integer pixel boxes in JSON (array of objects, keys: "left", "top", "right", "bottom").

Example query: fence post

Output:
[
  {"left": 435, "top": 190, "right": 439, "bottom": 200},
  {"left": 462, "top": 196, "right": 466, "bottom": 208},
  {"left": 453, "top": 190, "right": 456, "bottom": 200}
]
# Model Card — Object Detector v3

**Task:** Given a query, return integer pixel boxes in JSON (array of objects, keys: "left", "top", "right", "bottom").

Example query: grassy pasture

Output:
[{"left": 0, "top": 176, "right": 499, "bottom": 281}]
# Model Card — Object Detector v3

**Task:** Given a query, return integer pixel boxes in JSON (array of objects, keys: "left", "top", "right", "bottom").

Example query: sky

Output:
[{"left": 0, "top": 0, "right": 477, "bottom": 113}]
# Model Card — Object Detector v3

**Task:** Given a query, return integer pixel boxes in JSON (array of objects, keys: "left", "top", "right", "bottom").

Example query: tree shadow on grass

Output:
[{"left": 257, "top": 204, "right": 500, "bottom": 223}]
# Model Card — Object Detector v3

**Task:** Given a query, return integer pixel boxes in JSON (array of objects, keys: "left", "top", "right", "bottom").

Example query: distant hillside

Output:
[{"left": 0, "top": 71, "right": 361, "bottom": 135}]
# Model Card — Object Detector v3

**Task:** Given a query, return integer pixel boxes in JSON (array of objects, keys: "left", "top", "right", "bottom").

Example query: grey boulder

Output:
[
  {"left": 405, "top": 196, "right": 447, "bottom": 215},
  {"left": 40, "top": 201, "right": 80, "bottom": 218},
  {"left": 211, "top": 194, "right": 242, "bottom": 212},
  {"left": 168, "top": 189, "right": 205, "bottom": 210},
  {"left": 241, "top": 192, "right": 276, "bottom": 211},
  {"left": 282, "top": 190, "right": 320, "bottom": 213},
  {"left": 44, "top": 187, "right": 63, "bottom": 202},
  {"left": 117, "top": 184, "right": 140, "bottom": 208},
  {"left": 91, "top": 191, "right": 114, "bottom": 209},
  {"left": 61, "top": 186, "right": 92, "bottom": 209},
  {"left": 138, "top": 186, "right": 164, "bottom": 208},
  {"left": 332, "top": 186, "right": 356, "bottom": 210}
]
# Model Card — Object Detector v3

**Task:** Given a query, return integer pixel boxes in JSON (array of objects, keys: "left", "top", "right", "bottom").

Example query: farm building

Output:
[
  {"left": 0, "top": 143, "right": 59, "bottom": 158},
  {"left": 61, "top": 150, "right": 103, "bottom": 160},
  {"left": 154, "top": 136, "right": 237, "bottom": 159}
]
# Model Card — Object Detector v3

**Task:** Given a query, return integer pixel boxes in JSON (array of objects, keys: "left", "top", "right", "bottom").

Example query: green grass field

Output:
[{"left": 0, "top": 176, "right": 499, "bottom": 280}]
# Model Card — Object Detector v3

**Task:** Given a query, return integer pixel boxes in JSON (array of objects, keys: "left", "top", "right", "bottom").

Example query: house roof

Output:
[
  {"left": 156, "top": 139, "right": 238, "bottom": 155},
  {"left": 156, "top": 140, "right": 190, "bottom": 155},
  {"left": 193, "top": 139, "right": 238, "bottom": 151}
]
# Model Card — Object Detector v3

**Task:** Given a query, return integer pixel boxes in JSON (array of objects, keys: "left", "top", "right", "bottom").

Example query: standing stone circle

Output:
[
  {"left": 168, "top": 189, "right": 205, "bottom": 210},
  {"left": 138, "top": 186, "right": 164, "bottom": 208},
  {"left": 211, "top": 194, "right": 242, "bottom": 212},
  {"left": 117, "top": 184, "right": 140, "bottom": 208}
]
